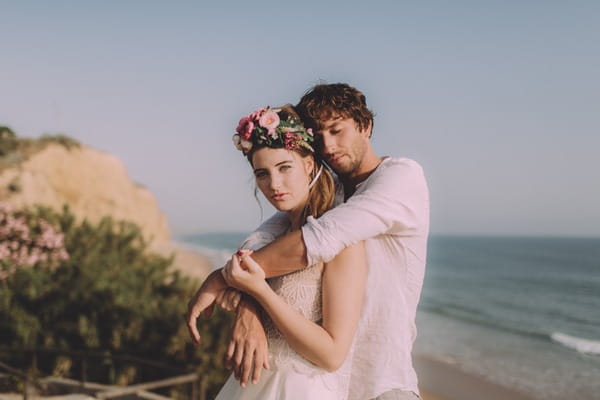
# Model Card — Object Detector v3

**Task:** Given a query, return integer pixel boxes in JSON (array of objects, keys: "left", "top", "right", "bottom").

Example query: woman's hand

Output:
[{"left": 222, "top": 250, "right": 267, "bottom": 297}]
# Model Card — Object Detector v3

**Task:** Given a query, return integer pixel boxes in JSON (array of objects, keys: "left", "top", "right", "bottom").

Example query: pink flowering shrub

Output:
[
  {"left": 0, "top": 202, "right": 69, "bottom": 279},
  {"left": 0, "top": 203, "right": 232, "bottom": 398}
]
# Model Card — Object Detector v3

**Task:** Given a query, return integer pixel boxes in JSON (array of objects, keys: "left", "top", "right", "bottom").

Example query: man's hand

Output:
[
  {"left": 186, "top": 269, "right": 228, "bottom": 345},
  {"left": 227, "top": 295, "right": 270, "bottom": 387},
  {"left": 216, "top": 287, "right": 242, "bottom": 312}
]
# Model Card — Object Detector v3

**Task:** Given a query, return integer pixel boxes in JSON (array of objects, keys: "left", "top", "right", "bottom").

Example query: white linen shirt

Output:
[{"left": 242, "top": 157, "right": 430, "bottom": 400}]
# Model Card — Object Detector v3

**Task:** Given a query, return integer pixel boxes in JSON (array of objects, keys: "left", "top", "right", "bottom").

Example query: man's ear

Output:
[{"left": 360, "top": 121, "right": 373, "bottom": 139}]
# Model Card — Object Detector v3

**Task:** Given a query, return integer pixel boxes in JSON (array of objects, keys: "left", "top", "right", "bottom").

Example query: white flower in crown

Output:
[
  {"left": 232, "top": 133, "right": 253, "bottom": 154},
  {"left": 280, "top": 126, "right": 298, "bottom": 133},
  {"left": 240, "top": 139, "right": 253, "bottom": 153},
  {"left": 232, "top": 134, "right": 243, "bottom": 151}
]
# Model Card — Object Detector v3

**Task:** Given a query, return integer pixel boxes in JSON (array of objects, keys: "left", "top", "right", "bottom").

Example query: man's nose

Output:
[{"left": 320, "top": 133, "right": 335, "bottom": 155}]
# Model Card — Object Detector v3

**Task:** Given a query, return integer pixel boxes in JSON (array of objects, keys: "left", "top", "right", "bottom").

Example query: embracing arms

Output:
[
  {"left": 187, "top": 159, "right": 428, "bottom": 382},
  {"left": 225, "top": 243, "right": 366, "bottom": 372}
]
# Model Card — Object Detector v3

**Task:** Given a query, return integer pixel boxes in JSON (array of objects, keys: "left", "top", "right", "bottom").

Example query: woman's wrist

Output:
[{"left": 248, "top": 280, "right": 271, "bottom": 301}]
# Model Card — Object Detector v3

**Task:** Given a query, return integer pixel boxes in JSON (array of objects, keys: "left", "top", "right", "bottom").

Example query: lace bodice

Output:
[
  {"left": 262, "top": 262, "right": 353, "bottom": 396},
  {"left": 263, "top": 262, "right": 324, "bottom": 340},
  {"left": 239, "top": 228, "right": 354, "bottom": 397}
]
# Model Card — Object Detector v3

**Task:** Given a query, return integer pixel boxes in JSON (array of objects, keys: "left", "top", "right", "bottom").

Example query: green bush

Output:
[
  {"left": 0, "top": 126, "right": 18, "bottom": 156},
  {"left": 0, "top": 126, "right": 81, "bottom": 172},
  {"left": 0, "top": 205, "right": 232, "bottom": 398},
  {"left": 39, "top": 134, "right": 80, "bottom": 150}
]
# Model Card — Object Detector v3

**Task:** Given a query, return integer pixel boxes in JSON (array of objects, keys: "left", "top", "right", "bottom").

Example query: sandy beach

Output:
[
  {"left": 150, "top": 241, "right": 213, "bottom": 281},
  {"left": 415, "top": 354, "right": 537, "bottom": 400}
]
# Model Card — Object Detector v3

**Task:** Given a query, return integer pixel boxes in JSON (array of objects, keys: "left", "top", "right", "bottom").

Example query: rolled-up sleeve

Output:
[{"left": 302, "top": 158, "right": 429, "bottom": 264}]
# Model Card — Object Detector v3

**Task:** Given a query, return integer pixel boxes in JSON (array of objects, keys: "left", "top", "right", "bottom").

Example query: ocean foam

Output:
[{"left": 550, "top": 332, "right": 600, "bottom": 355}]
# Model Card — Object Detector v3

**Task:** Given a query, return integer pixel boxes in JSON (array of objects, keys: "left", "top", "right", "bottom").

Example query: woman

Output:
[{"left": 215, "top": 105, "right": 366, "bottom": 400}]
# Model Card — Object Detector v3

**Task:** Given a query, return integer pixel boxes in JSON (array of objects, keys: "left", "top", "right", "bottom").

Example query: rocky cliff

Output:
[{"left": 0, "top": 143, "right": 170, "bottom": 243}]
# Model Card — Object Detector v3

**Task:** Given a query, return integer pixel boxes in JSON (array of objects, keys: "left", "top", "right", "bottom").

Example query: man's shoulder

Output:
[
  {"left": 382, "top": 156, "right": 424, "bottom": 171},
  {"left": 373, "top": 157, "right": 426, "bottom": 181}
]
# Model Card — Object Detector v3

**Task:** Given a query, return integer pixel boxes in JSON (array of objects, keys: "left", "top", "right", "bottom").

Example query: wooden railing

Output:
[{"left": 0, "top": 347, "right": 206, "bottom": 400}]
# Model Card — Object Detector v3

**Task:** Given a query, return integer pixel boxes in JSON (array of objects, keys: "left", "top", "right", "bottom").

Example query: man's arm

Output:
[
  {"left": 226, "top": 294, "right": 270, "bottom": 386},
  {"left": 251, "top": 230, "right": 308, "bottom": 278},
  {"left": 251, "top": 158, "right": 429, "bottom": 274},
  {"left": 186, "top": 269, "right": 228, "bottom": 345}
]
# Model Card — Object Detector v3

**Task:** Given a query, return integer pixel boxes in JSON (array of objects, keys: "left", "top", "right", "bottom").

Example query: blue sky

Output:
[{"left": 1, "top": 1, "right": 599, "bottom": 237}]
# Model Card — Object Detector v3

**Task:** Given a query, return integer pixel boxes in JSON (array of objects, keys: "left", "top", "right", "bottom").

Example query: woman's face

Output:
[{"left": 251, "top": 147, "right": 314, "bottom": 214}]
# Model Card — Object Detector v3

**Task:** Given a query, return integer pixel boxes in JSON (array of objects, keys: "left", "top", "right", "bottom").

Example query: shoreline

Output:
[{"left": 415, "top": 354, "right": 537, "bottom": 400}]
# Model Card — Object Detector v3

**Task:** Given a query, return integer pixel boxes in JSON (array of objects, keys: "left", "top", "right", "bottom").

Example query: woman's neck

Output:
[{"left": 287, "top": 207, "right": 304, "bottom": 231}]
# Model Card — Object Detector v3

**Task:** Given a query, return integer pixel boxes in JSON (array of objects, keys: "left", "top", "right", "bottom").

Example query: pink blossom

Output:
[
  {"left": 283, "top": 132, "right": 301, "bottom": 150},
  {"left": 250, "top": 107, "right": 267, "bottom": 121},
  {"left": 0, "top": 201, "right": 69, "bottom": 278},
  {"left": 236, "top": 116, "right": 255, "bottom": 140},
  {"left": 259, "top": 110, "right": 280, "bottom": 133}
]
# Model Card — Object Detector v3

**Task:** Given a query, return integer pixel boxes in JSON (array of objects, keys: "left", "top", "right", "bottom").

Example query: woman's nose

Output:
[{"left": 269, "top": 174, "right": 282, "bottom": 190}]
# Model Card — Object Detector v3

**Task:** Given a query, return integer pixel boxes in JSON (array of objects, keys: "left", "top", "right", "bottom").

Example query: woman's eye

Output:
[
  {"left": 255, "top": 172, "right": 267, "bottom": 178},
  {"left": 280, "top": 165, "right": 291, "bottom": 172}
]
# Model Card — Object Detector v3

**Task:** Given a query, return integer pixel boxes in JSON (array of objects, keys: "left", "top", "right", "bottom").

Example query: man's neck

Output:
[{"left": 340, "top": 150, "right": 382, "bottom": 199}]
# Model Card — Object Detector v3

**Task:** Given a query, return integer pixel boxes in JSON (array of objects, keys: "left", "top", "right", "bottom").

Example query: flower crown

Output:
[{"left": 232, "top": 106, "right": 314, "bottom": 155}]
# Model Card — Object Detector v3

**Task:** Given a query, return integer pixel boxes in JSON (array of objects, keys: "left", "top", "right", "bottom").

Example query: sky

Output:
[{"left": 1, "top": 1, "right": 599, "bottom": 237}]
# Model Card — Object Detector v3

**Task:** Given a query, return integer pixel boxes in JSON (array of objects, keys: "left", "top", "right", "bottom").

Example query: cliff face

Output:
[{"left": 0, "top": 144, "right": 170, "bottom": 243}]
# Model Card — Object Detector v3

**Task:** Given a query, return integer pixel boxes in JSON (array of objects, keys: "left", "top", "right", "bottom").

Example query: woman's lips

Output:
[{"left": 272, "top": 193, "right": 288, "bottom": 201}]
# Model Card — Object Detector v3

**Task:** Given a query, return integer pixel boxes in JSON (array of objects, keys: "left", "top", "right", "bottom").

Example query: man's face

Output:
[{"left": 315, "top": 117, "right": 370, "bottom": 176}]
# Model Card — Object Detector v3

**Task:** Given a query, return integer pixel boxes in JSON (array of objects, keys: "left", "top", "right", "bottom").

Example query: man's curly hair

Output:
[{"left": 296, "top": 83, "right": 375, "bottom": 137}]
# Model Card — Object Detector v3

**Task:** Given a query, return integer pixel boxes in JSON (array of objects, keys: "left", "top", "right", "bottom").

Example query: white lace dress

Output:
[{"left": 215, "top": 262, "right": 354, "bottom": 400}]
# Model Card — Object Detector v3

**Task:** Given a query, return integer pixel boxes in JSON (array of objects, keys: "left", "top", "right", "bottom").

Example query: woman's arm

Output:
[{"left": 224, "top": 243, "right": 366, "bottom": 372}]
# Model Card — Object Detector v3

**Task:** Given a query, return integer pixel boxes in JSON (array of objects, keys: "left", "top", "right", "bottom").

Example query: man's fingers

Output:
[
  {"left": 252, "top": 348, "right": 263, "bottom": 384},
  {"left": 259, "top": 343, "right": 270, "bottom": 371},
  {"left": 186, "top": 313, "right": 201, "bottom": 345},
  {"left": 216, "top": 289, "right": 228, "bottom": 310},
  {"left": 240, "top": 344, "right": 255, "bottom": 387},
  {"left": 233, "top": 340, "right": 245, "bottom": 375},
  {"left": 225, "top": 339, "right": 236, "bottom": 370},
  {"left": 232, "top": 291, "right": 241, "bottom": 309},
  {"left": 226, "top": 290, "right": 241, "bottom": 311}
]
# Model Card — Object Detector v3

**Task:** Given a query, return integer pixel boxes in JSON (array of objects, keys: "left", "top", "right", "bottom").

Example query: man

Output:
[{"left": 187, "top": 83, "right": 429, "bottom": 400}]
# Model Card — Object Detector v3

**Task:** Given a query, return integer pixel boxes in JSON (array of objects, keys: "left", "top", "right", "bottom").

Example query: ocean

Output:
[{"left": 178, "top": 233, "right": 600, "bottom": 400}]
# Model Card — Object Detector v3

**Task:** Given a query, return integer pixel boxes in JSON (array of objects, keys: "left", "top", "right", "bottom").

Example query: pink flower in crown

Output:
[
  {"left": 236, "top": 115, "right": 255, "bottom": 140},
  {"left": 306, "top": 128, "right": 313, "bottom": 136},
  {"left": 259, "top": 110, "right": 280, "bottom": 135},
  {"left": 283, "top": 132, "right": 301, "bottom": 150},
  {"left": 250, "top": 107, "right": 267, "bottom": 121}
]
